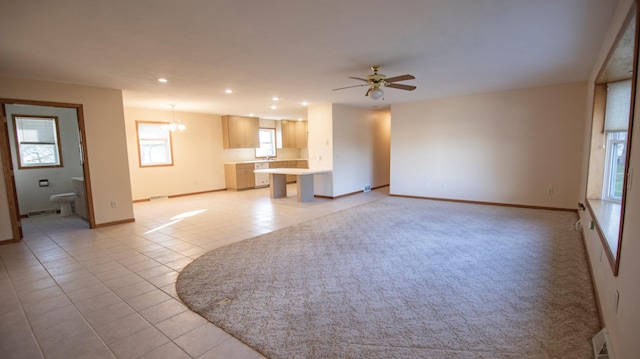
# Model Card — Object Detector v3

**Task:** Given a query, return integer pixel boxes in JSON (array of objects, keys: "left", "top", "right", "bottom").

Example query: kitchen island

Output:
[{"left": 253, "top": 168, "right": 331, "bottom": 202}]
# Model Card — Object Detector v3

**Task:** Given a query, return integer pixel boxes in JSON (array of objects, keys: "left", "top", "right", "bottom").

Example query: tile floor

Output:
[{"left": 0, "top": 185, "right": 388, "bottom": 359}]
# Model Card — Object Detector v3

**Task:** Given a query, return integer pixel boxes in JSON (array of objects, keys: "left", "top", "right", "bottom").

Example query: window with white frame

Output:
[
  {"left": 137, "top": 121, "right": 173, "bottom": 167},
  {"left": 255, "top": 128, "right": 276, "bottom": 158},
  {"left": 13, "top": 115, "right": 63, "bottom": 168},
  {"left": 602, "top": 80, "right": 630, "bottom": 201}
]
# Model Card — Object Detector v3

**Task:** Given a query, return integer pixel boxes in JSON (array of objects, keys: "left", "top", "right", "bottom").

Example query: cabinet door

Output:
[
  {"left": 243, "top": 116, "right": 259, "bottom": 148},
  {"left": 295, "top": 121, "right": 308, "bottom": 148},
  {"left": 281, "top": 121, "right": 293, "bottom": 148},
  {"left": 222, "top": 116, "right": 259, "bottom": 149},
  {"left": 237, "top": 164, "right": 255, "bottom": 189}
]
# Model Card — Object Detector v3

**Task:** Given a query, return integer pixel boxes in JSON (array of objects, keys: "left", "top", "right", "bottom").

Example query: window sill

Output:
[{"left": 586, "top": 199, "right": 621, "bottom": 253}]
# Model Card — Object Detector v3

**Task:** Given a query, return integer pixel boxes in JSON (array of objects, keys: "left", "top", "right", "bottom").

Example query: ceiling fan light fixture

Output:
[{"left": 369, "top": 87, "right": 384, "bottom": 100}]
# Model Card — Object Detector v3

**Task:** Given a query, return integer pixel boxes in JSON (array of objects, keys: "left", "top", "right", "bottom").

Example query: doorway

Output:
[{"left": 0, "top": 99, "right": 95, "bottom": 243}]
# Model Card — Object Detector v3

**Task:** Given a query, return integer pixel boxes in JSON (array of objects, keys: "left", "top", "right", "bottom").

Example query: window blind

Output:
[
  {"left": 605, "top": 79, "right": 632, "bottom": 132},
  {"left": 17, "top": 117, "right": 56, "bottom": 143}
]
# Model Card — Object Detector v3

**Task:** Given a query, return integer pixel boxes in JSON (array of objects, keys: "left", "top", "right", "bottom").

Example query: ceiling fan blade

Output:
[
  {"left": 386, "top": 83, "right": 417, "bottom": 91},
  {"left": 365, "top": 88, "right": 371, "bottom": 97},
  {"left": 384, "top": 74, "right": 415, "bottom": 83},
  {"left": 332, "top": 84, "right": 368, "bottom": 91},
  {"left": 349, "top": 76, "right": 369, "bottom": 83}
]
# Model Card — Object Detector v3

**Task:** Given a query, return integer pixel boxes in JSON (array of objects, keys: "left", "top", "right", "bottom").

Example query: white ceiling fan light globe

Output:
[{"left": 370, "top": 88, "right": 384, "bottom": 100}]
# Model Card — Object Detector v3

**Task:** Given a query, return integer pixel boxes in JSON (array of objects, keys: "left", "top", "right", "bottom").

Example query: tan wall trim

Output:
[
  {"left": 390, "top": 194, "right": 577, "bottom": 212},
  {"left": 315, "top": 184, "right": 390, "bottom": 200},
  {"left": 132, "top": 188, "right": 227, "bottom": 202},
  {"left": 168, "top": 188, "right": 226, "bottom": 199},
  {"left": 94, "top": 217, "right": 135, "bottom": 228}
]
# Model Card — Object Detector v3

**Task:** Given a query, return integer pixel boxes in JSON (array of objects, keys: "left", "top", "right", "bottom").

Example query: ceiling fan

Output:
[{"left": 333, "top": 66, "right": 416, "bottom": 100}]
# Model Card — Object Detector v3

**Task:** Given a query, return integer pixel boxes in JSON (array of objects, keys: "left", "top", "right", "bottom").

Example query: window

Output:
[
  {"left": 604, "top": 131, "right": 627, "bottom": 200},
  {"left": 255, "top": 128, "right": 276, "bottom": 158},
  {"left": 13, "top": 115, "right": 63, "bottom": 168},
  {"left": 136, "top": 121, "right": 173, "bottom": 167},
  {"left": 585, "top": 5, "right": 637, "bottom": 276},
  {"left": 602, "top": 80, "right": 631, "bottom": 201}
]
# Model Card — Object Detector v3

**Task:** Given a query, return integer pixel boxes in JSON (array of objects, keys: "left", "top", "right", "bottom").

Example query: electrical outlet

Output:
[
  {"left": 111, "top": 200, "right": 117, "bottom": 208},
  {"left": 615, "top": 290, "right": 620, "bottom": 313}
]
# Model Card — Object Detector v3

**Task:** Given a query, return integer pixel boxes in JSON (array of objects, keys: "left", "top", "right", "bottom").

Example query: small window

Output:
[
  {"left": 255, "top": 128, "right": 276, "bottom": 158},
  {"left": 604, "top": 131, "right": 627, "bottom": 201},
  {"left": 13, "top": 115, "right": 63, "bottom": 169},
  {"left": 137, "top": 121, "right": 174, "bottom": 167}
]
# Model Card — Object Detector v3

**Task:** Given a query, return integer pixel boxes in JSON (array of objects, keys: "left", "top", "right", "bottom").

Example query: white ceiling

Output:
[{"left": 0, "top": 0, "right": 618, "bottom": 120}]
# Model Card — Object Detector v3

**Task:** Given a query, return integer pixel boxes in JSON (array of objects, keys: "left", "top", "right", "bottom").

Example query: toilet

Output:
[{"left": 50, "top": 193, "right": 75, "bottom": 216}]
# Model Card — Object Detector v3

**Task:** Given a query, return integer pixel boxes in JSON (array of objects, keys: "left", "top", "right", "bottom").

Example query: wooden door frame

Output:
[{"left": 0, "top": 98, "right": 96, "bottom": 242}]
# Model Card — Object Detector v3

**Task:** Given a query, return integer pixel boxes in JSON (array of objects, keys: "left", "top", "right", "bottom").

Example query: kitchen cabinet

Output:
[
  {"left": 224, "top": 163, "right": 256, "bottom": 190},
  {"left": 281, "top": 120, "right": 307, "bottom": 148},
  {"left": 222, "top": 115, "right": 259, "bottom": 149}
]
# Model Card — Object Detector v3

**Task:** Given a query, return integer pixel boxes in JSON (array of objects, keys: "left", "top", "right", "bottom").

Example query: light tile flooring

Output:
[{"left": 0, "top": 185, "right": 388, "bottom": 359}]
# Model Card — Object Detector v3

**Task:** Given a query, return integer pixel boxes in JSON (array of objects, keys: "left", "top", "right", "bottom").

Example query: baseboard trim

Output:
[
  {"left": 390, "top": 194, "right": 577, "bottom": 212},
  {"left": 316, "top": 184, "right": 390, "bottom": 200},
  {"left": 168, "top": 188, "right": 227, "bottom": 198},
  {"left": 0, "top": 238, "right": 16, "bottom": 245},
  {"left": 133, "top": 188, "right": 227, "bottom": 202},
  {"left": 94, "top": 218, "right": 135, "bottom": 228}
]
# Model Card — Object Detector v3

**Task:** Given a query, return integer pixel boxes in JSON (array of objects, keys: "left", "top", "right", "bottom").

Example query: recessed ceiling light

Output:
[
  {"left": 302, "top": 101, "right": 308, "bottom": 106},
  {"left": 271, "top": 105, "right": 277, "bottom": 110},
  {"left": 225, "top": 88, "right": 233, "bottom": 94},
  {"left": 298, "top": 118, "right": 303, "bottom": 121},
  {"left": 249, "top": 113, "right": 254, "bottom": 117},
  {"left": 272, "top": 96, "right": 279, "bottom": 101},
  {"left": 158, "top": 78, "right": 168, "bottom": 83}
]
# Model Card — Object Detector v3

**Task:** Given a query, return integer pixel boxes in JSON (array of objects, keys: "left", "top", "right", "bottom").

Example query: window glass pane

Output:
[
  {"left": 255, "top": 128, "right": 276, "bottom": 157},
  {"left": 19, "top": 143, "right": 58, "bottom": 165},
  {"left": 605, "top": 131, "right": 627, "bottom": 200},
  {"left": 137, "top": 122, "right": 173, "bottom": 166},
  {"left": 14, "top": 116, "right": 61, "bottom": 167}
]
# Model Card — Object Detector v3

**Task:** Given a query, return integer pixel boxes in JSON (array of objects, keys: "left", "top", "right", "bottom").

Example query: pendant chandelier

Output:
[{"left": 162, "top": 104, "right": 186, "bottom": 132}]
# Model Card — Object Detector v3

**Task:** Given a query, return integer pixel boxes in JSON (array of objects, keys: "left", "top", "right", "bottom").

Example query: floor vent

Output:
[
  {"left": 363, "top": 185, "right": 371, "bottom": 192},
  {"left": 593, "top": 328, "right": 615, "bottom": 359}
]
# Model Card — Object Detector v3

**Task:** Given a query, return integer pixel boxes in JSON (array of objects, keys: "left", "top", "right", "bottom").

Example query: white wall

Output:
[
  {"left": 578, "top": 0, "right": 640, "bottom": 357},
  {"left": 390, "top": 82, "right": 587, "bottom": 209},
  {"left": 5, "top": 105, "right": 83, "bottom": 214},
  {"left": 308, "top": 103, "right": 334, "bottom": 196},
  {"left": 308, "top": 103, "right": 391, "bottom": 197},
  {"left": 332, "top": 105, "right": 390, "bottom": 196},
  {"left": 0, "top": 77, "right": 134, "bottom": 235},
  {"left": 124, "top": 107, "right": 226, "bottom": 200}
]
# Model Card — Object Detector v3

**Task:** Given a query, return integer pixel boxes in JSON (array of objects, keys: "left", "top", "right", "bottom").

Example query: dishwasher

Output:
[{"left": 254, "top": 162, "right": 270, "bottom": 188}]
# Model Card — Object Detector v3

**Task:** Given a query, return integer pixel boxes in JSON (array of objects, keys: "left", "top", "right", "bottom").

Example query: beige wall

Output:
[
  {"left": 308, "top": 103, "right": 334, "bottom": 196},
  {"left": 578, "top": 0, "right": 640, "bottom": 357},
  {"left": 332, "top": 105, "right": 390, "bottom": 196},
  {"left": 0, "top": 77, "right": 133, "bottom": 235},
  {"left": 390, "top": 82, "right": 587, "bottom": 209},
  {"left": 308, "top": 103, "right": 391, "bottom": 197},
  {"left": 124, "top": 107, "right": 226, "bottom": 200}
]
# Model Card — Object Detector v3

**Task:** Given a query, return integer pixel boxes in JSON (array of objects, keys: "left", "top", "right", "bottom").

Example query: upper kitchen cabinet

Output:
[
  {"left": 281, "top": 120, "right": 307, "bottom": 148},
  {"left": 222, "top": 115, "right": 259, "bottom": 149}
]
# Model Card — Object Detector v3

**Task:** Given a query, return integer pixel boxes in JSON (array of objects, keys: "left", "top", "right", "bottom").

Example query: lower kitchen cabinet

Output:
[{"left": 224, "top": 163, "right": 256, "bottom": 190}]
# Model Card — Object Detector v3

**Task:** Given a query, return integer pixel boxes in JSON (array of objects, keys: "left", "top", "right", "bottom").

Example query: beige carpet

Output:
[{"left": 176, "top": 196, "right": 600, "bottom": 358}]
